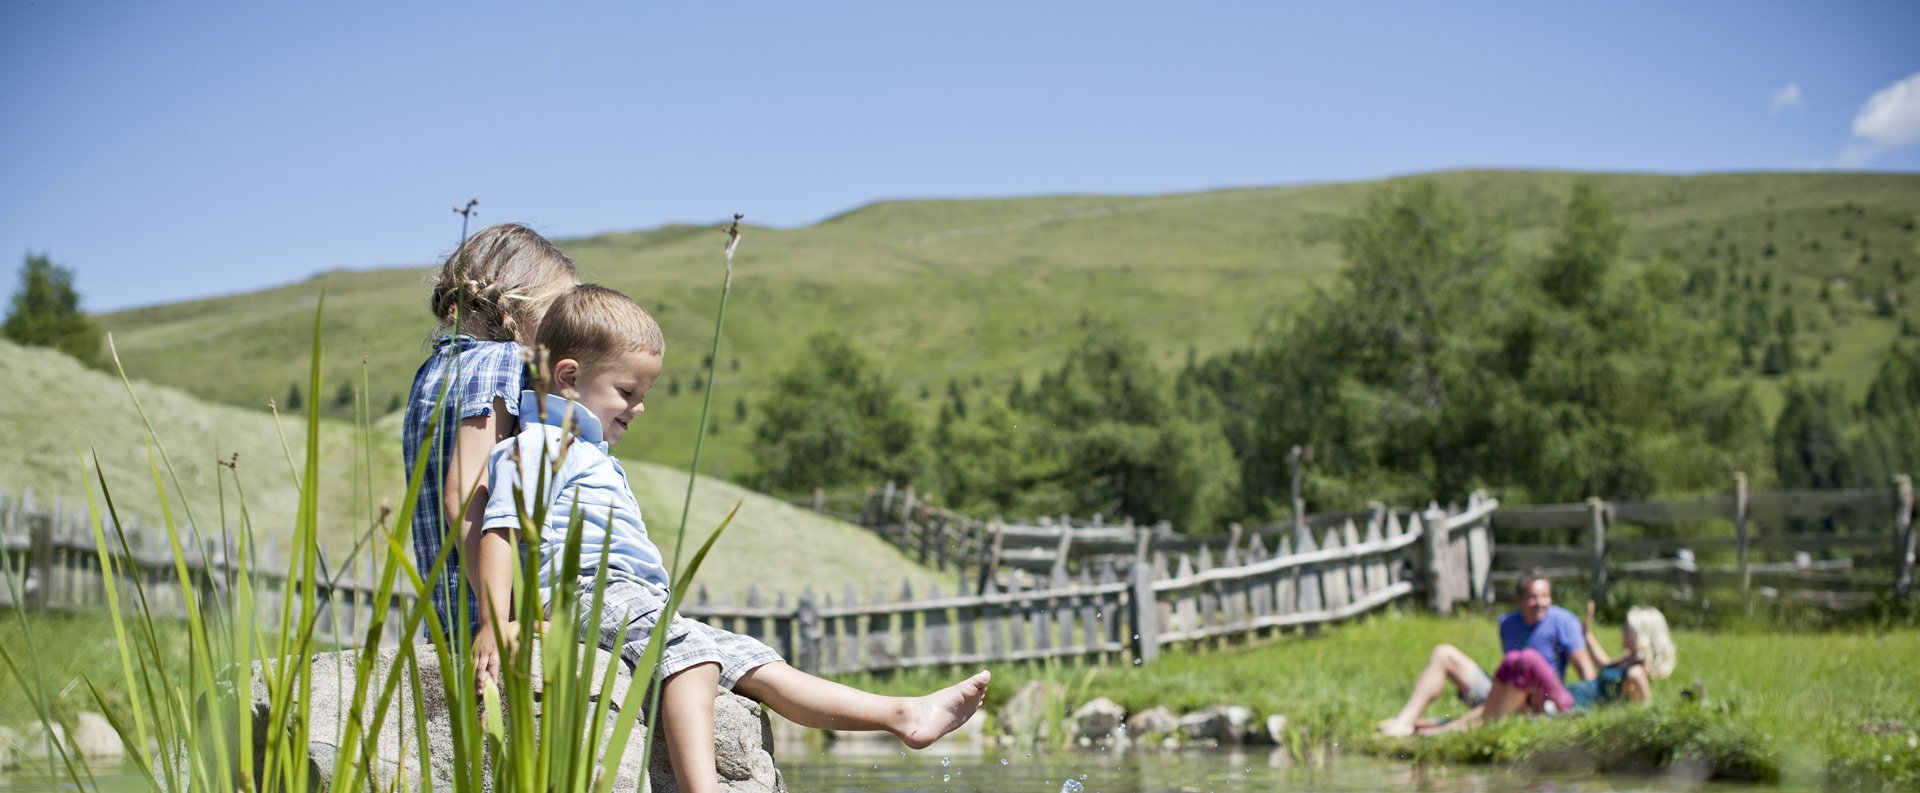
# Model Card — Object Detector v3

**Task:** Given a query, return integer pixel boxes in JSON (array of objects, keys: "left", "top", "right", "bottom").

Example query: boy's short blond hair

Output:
[{"left": 535, "top": 284, "right": 665, "bottom": 371}]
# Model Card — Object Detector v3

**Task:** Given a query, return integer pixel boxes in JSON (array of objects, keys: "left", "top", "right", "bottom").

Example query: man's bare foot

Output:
[
  {"left": 896, "top": 670, "right": 991, "bottom": 750},
  {"left": 1377, "top": 718, "right": 1415, "bottom": 738}
]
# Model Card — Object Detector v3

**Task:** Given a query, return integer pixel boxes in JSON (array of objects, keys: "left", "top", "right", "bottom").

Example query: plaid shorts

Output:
[{"left": 567, "top": 572, "right": 782, "bottom": 690}]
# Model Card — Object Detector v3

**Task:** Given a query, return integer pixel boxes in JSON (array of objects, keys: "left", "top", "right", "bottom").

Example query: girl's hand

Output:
[{"left": 1584, "top": 599, "right": 1596, "bottom": 636}]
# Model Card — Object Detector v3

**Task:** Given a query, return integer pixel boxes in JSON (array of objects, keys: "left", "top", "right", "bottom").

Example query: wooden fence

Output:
[
  {"left": 1488, "top": 473, "right": 1917, "bottom": 609},
  {"left": 1, "top": 487, "right": 415, "bottom": 647},
  {"left": 2, "top": 485, "right": 1494, "bottom": 671},
  {"left": 830, "top": 481, "right": 1385, "bottom": 593},
  {"left": 692, "top": 496, "right": 1492, "bottom": 673}
]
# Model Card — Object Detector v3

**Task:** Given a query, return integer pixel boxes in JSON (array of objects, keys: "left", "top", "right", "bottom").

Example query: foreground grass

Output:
[{"left": 833, "top": 609, "right": 1920, "bottom": 786}]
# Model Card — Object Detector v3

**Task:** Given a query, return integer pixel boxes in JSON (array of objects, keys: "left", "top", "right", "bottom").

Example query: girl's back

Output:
[{"left": 403, "top": 223, "right": 577, "bottom": 638}]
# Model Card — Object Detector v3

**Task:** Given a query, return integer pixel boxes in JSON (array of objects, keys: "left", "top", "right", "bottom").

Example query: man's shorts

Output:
[{"left": 1460, "top": 666, "right": 1493, "bottom": 706}]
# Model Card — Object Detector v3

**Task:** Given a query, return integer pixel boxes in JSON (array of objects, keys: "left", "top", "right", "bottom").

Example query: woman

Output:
[{"left": 1423, "top": 601, "right": 1675, "bottom": 733}]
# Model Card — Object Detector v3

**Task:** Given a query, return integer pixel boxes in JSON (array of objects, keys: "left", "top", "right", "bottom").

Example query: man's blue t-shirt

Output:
[{"left": 1498, "top": 606, "right": 1584, "bottom": 679}]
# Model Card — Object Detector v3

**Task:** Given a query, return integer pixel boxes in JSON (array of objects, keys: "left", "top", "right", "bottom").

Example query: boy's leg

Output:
[
  {"left": 733, "top": 662, "right": 991, "bottom": 750},
  {"left": 660, "top": 662, "right": 723, "bottom": 793}
]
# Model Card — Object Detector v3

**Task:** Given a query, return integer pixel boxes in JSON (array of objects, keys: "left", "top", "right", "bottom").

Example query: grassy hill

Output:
[
  {"left": 0, "top": 338, "right": 943, "bottom": 599},
  {"left": 97, "top": 170, "right": 1920, "bottom": 482}
]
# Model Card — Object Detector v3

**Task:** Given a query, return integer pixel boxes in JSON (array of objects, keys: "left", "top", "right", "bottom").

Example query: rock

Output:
[
  {"left": 996, "top": 681, "right": 1062, "bottom": 742},
  {"left": 24, "top": 722, "right": 67, "bottom": 757},
  {"left": 188, "top": 644, "right": 782, "bottom": 793},
  {"left": 1178, "top": 705, "right": 1252, "bottom": 745},
  {"left": 1067, "top": 697, "right": 1127, "bottom": 742},
  {"left": 71, "top": 712, "right": 126, "bottom": 763},
  {"left": 0, "top": 725, "right": 20, "bottom": 770},
  {"left": 1262, "top": 714, "right": 1288, "bottom": 746},
  {"left": 1124, "top": 705, "right": 1177, "bottom": 738}
]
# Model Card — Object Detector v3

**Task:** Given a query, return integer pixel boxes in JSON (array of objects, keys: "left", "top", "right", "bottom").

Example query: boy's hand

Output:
[{"left": 471, "top": 620, "right": 549, "bottom": 691}]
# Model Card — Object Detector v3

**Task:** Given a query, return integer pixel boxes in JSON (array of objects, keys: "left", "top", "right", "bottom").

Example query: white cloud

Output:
[
  {"left": 1770, "top": 82, "right": 1802, "bottom": 113},
  {"left": 1840, "top": 71, "right": 1920, "bottom": 166}
]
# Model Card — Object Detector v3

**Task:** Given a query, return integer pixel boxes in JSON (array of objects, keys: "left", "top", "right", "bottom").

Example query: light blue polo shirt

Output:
[{"left": 482, "top": 391, "right": 670, "bottom": 598}]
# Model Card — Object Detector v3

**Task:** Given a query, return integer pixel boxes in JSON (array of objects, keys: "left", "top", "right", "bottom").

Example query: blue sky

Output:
[{"left": 3, "top": 2, "right": 1918, "bottom": 312}]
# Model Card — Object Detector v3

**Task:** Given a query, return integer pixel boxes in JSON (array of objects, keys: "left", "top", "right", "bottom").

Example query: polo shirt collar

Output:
[{"left": 517, "top": 390, "right": 605, "bottom": 445}]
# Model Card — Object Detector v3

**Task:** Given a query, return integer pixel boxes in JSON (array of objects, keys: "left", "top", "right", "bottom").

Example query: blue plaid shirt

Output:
[{"left": 403, "top": 335, "right": 529, "bottom": 639}]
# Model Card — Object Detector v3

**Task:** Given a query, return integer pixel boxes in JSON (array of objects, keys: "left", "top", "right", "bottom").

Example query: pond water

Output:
[
  {"left": 1, "top": 747, "right": 1820, "bottom": 793},
  {"left": 778, "top": 744, "right": 1815, "bottom": 793}
]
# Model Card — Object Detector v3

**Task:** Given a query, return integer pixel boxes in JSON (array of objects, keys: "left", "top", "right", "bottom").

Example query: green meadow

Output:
[{"left": 96, "top": 171, "right": 1920, "bottom": 485}]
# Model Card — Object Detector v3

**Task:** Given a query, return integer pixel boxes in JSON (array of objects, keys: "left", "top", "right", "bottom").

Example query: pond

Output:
[
  {"left": 0, "top": 746, "right": 1820, "bottom": 793},
  {"left": 778, "top": 743, "right": 1815, "bottom": 793}
]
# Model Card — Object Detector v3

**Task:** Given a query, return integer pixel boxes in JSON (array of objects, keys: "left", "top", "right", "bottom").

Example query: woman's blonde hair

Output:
[
  {"left": 1625, "top": 606, "right": 1677, "bottom": 680},
  {"left": 429, "top": 223, "right": 578, "bottom": 346}
]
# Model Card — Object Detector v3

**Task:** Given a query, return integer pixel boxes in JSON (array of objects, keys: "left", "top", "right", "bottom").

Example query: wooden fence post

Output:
[
  {"left": 1734, "top": 472, "right": 1750, "bottom": 598},
  {"left": 1129, "top": 560, "right": 1159, "bottom": 665},
  {"left": 1894, "top": 474, "right": 1915, "bottom": 600},
  {"left": 1587, "top": 497, "right": 1609, "bottom": 605},
  {"left": 1422, "top": 503, "right": 1451, "bottom": 615},
  {"left": 880, "top": 481, "right": 897, "bottom": 523},
  {"left": 26, "top": 507, "right": 52, "bottom": 610},
  {"left": 795, "top": 591, "right": 821, "bottom": 674},
  {"left": 812, "top": 488, "right": 825, "bottom": 513}
]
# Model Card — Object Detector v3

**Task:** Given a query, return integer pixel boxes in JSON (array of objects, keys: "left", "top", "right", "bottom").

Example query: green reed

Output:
[{"left": 3, "top": 291, "right": 736, "bottom": 792}]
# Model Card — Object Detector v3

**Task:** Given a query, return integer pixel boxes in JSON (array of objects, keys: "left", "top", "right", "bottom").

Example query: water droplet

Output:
[
  {"left": 1000, "top": 758, "right": 1010, "bottom": 766},
  {"left": 1080, "top": 774, "right": 1089, "bottom": 780},
  {"left": 1245, "top": 767, "right": 1252, "bottom": 773},
  {"left": 941, "top": 756, "right": 952, "bottom": 766},
  {"left": 1059, "top": 780, "right": 1085, "bottom": 793},
  {"left": 943, "top": 774, "right": 952, "bottom": 782},
  {"left": 1133, "top": 657, "right": 1143, "bottom": 665},
  {"left": 1025, "top": 752, "right": 1033, "bottom": 759}
]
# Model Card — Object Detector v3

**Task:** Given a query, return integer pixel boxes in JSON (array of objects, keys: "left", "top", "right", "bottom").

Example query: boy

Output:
[{"left": 478, "top": 285, "right": 988, "bottom": 793}]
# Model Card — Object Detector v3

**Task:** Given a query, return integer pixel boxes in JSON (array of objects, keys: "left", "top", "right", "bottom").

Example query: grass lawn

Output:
[{"left": 832, "top": 608, "right": 1920, "bottom": 786}]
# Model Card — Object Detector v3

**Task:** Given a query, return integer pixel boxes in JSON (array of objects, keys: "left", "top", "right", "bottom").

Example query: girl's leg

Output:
[
  {"left": 661, "top": 662, "right": 723, "bottom": 793},
  {"left": 733, "top": 662, "right": 991, "bottom": 750}
]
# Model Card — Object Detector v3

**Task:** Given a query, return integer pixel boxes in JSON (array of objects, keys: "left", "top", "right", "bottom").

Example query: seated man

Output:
[{"left": 1377, "top": 570, "right": 1595, "bottom": 737}]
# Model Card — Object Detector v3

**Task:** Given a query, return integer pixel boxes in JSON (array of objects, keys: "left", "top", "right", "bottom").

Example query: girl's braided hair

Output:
[{"left": 428, "top": 223, "right": 578, "bottom": 346}]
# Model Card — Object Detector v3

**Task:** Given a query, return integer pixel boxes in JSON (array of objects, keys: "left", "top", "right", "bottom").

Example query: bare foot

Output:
[
  {"left": 1376, "top": 718, "right": 1414, "bottom": 738},
  {"left": 896, "top": 670, "right": 991, "bottom": 750}
]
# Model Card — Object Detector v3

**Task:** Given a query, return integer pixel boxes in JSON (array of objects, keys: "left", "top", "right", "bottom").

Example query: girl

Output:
[
  {"left": 401, "top": 223, "right": 578, "bottom": 681},
  {"left": 1425, "top": 602, "right": 1676, "bottom": 733}
]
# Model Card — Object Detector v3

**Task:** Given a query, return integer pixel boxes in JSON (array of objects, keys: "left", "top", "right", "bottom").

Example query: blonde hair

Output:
[
  {"left": 1625, "top": 606, "right": 1677, "bottom": 680},
  {"left": 429, "top": 223, "right": 578, "bottom": 346},
  {"left": 535, "top": 284, "right": 664, "bottom": 373}
]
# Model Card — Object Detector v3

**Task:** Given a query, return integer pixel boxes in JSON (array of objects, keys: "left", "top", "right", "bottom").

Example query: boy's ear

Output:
[{"left": 553, "top": 358, "right": 580, "bottom": 391}]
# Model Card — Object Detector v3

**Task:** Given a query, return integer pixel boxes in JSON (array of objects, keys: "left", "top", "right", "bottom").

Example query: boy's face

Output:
[{"left": 555, "top": 350, "right": 662, "bottom": 445}]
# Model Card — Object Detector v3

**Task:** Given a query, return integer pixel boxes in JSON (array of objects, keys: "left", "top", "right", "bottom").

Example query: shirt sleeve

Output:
[
  {"left": 482, "top": 433, "right": 555, "bottom": 533},
  {"left": 453, "top": 342, "right": 527, "bottom": 422}
]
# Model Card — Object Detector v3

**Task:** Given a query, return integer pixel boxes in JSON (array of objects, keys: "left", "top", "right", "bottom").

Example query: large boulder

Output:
[{"left": 196, "top": 644, "right": 782, "bottom": 792}]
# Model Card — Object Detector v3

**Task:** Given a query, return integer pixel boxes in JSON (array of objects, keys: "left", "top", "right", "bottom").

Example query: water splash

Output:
[{"left": 1059, "top": 780, "right": 1085, "bottom": 793}]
